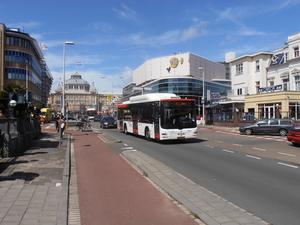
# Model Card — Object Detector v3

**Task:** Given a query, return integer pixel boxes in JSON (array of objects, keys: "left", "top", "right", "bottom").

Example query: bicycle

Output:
[{"left": 76, "top": 121, "right": 92, "bottom": 131}]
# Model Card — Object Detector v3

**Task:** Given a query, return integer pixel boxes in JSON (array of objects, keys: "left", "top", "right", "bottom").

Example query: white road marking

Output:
[
  {"left": 278, "top": 152, "right": 296, "bottom": 157},
  {"left": 205, "top": 145, "right": 214, "bottom": 148},
  {"left": 246, "top": 155, "right": 261, "bottom": 160},
  {"left": 253, "top": 147, "right": 266, "bottom": 151},
  {"left": 215, "top": 140, "right": 224, "bottom": 143},
  {"left": 232, "top": 143, "right": 242, "bottom": 147},
  {"left": 278, "top": 162, "right": 298, "bottom": 169},
  {"left": 121, "top": 147, "right": 134, "bottom": 150},
  {"left": 123, "top": 149, "right": 137, "bottom": 152},
  {"left": 223, "top": 149, "right": 234, "bottom": 153}
]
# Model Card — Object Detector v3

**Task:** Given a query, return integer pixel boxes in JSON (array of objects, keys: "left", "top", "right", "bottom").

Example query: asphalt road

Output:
[{"left": 98, "top": 125, "right": 300, "bottom": 225}]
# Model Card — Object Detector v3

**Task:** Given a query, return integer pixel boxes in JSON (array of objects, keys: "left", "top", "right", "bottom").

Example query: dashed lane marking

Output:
[
  {"left": 205, "top": 145, "right": 214, "bottom": 148},
  {"left": 232, "top": 143, "right": 243, "bottom": 147},
  {"left": 121, "top": 147, "right": 134, "bottom": 150},
  {"left": 253, "top": 147, "right": 266, "bottom": 151},
  {"left": 278, "top": 162, "right": 298, "bottom": 169},
  {"left": 223, "top": 149, "right": 234, "bottom": 153},
  {"left": 246, "top": 155, "right": 261, "bottom": 160},
  {"left": 278, "top": 152, "right": 296, "bottom": 157}
]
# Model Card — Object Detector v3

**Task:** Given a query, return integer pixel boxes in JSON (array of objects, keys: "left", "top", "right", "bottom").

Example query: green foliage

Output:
[
  {"left": 6, "top": 83, "right": 27, "bottom": 94},
  {"left": 0, "top": 90, "right": 8, "bottom": 98}
]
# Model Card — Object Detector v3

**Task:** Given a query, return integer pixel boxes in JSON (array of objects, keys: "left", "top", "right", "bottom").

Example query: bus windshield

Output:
[{"left": 160, "top": 101, "right": 196, "bottom": 129}]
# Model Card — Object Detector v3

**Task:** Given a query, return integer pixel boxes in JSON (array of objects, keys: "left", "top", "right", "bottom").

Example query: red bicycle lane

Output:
[{"left": 70, "top": 131, "right": 199, "bottom": 225}]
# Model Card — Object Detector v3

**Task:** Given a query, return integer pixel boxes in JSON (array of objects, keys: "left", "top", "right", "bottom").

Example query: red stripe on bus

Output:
[
  {"left": 155, "top": 133, "right": 160, "bottom": 138},
  {"left": 133, "top": 129, "right": 138, "bottom": 134},
  {"left": 161, "top": 99, "right": 195, "bottom": 102},
  {"left": 118, "top": 104, "right": 129, "bottom": 108}
]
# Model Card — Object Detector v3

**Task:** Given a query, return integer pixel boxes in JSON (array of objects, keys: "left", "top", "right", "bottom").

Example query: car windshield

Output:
[
  {"left": 257, "top": 120, "right": 268, "bottom": 125},
  {"left": 103, "top": 117, "right": 114, "bottom": 121}
]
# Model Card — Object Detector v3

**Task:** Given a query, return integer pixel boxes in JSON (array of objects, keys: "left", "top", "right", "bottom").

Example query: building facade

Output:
[
  {"left": 0, "top": 23, "right": 52, "bottom": 107},
  {"left": 123, "top": 52, "right": 231, "bottom": 116},
  {"left": 49, "top": 71, "right": 122, "bottom": 115},
  {"left": 226, "top": 32, "right": 300, "bottom": 121}
]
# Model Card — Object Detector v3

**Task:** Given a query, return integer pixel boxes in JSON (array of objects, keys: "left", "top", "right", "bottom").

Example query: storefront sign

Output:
[
  {"left": 210, "top": 91, "right": 220, "bottom": 101},
  {"left": 259, "top": 85, "right": 282, "bottom": 93}
]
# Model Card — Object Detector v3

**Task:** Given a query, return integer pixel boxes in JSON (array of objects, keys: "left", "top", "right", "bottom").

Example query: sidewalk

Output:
[
  {"left": 0, "top": 125, "right": 268, "bottom": 225},
  {"left": 0, "top": 131, "right": 70, "bottom": 225}
]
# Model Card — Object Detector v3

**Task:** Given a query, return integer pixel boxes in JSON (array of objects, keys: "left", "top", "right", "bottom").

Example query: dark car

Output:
[
  {"left": 94, "top": 114, "right": 103, "bottom": 122},
  {"left": 287, "top": 125, "right": 300, "bottom": 146},
  {"left": 100, "top": 116, "right": 117, "bottom": 129},
  {"left": 239, "top": 119, "right": 293, "bottom": 136}
]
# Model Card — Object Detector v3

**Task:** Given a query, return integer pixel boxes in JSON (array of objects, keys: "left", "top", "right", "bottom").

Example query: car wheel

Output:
[
  {"left": 279, "top": 129, "right": 287, "bottom": 136},
  {"left": 245, "top": 129, "right": 252, "bottom": 135},
  {"left": 145, "top": 127, "right": 151, "bottom": 141}
]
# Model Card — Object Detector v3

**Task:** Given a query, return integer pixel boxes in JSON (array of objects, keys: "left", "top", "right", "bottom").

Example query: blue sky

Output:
[{"left": 1, "top": 0, "right": 300, "bottom": 93}]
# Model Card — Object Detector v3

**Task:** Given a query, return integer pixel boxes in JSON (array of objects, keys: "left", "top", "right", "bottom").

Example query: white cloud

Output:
[
  {"left": 113, "top": 4, "right": 140, "bottom": 24},
  {"left": 6, "top": 21, "right": 41, "bottom": 30}
]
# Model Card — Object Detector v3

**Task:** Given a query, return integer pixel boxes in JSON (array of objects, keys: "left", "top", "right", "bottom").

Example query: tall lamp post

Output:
[
  {"left": 198, "top": 67, "right": 205, "bottom": 125},
  {"left": 25, "top": 60, "right": 28, "bottom": 103},
  {"left": 62, "top": 41, "right": 75, "bottom": 117},
  {"left": 101, "top": 76, "right": 123, "bottom": 105}
]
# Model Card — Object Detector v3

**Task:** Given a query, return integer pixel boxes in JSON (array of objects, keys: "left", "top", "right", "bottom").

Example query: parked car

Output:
[
  {"left": 94, "top": 114, "right": 103, "bottom": 122},
  {"left": 65, "top": 116, "right": 80, "bottom": 126},
  {"left": 100, "top": 116, "right": 117, "bottom": 128},
  {"left": 287, "top": 125, "right": 300, "bottom": 146},
  {"left": 239, "top": 119, "right": 293, "bottom": 136}
]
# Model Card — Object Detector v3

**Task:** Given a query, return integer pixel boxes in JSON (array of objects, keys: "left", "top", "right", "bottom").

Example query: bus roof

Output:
[{"left": 124, "top": 93, "right": 181, "bottom": 104}]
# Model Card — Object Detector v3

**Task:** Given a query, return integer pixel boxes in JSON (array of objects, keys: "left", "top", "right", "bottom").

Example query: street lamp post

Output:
[
  {"left": 25, "top": 60, "right": 28, "bottom": 103},
  {"left": 198, "top": 67, "right": 205, "bottom": 125},
  {"left": 62, "top": 41, "right": 75, "bottom": 117}
]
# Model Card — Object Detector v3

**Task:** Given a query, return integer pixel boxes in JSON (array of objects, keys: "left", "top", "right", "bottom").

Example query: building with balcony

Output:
[
  {"left": 225, "top": 32, "right": 300, "bottom": 121},
  {"left": 0, "top": 23, "right": 52, "bottom": 107}
]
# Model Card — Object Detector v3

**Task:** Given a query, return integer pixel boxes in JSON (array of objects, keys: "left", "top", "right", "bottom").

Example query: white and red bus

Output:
[
  {"left": 117, "top": 93, "right": 198, "bottom": 141},
  {"left": 86, "top": 108, "right": 97, "bottom": 120}
]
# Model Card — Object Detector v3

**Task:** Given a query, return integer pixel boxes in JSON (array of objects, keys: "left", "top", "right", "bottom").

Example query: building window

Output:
[
  {"left": 255, "top": 60, "right": 260, "bottom": 72},
  {"left": 237, "top": 88, "right": 243, "bottom": 95},
  {"left": 236, "top": 63, "right": 243, "bottom": 75},
  {"left": 255, "top": 81, "right": 260, "bottom": 94},
  {"left": 294, "top": 47, "right": 299, "bottom": 58},
  {"left": 269, "top": 80, "right": 274, "bottom": 86},
  {"left": 295, "top": 76, "right": 300, "bottom": 91},
  {"left": 283, "top": 78, "right": 289, "bottom": 91}
]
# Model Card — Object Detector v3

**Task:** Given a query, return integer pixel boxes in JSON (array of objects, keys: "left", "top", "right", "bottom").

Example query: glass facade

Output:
[
  {"left": 133, "top": 78, "right": 231, "bottom": 104},
  {"left": 4, "top": 67, "right": 42, "bottom": 89}
]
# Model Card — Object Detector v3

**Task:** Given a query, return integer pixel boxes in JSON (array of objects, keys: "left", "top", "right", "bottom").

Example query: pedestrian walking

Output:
[
  {"left": 60, "top": 117, "right": 66, "bottom": 138},
  {"left": 55, "top": 115, "right": 60, "bottom": 132}
]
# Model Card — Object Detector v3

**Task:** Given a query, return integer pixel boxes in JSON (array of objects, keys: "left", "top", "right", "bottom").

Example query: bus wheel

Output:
[
  {"left": 145, "top": 127, "right": 151, "bottom": 141},
  {"left": 124, "top": 125, "right": 128, "bottom": 134}
]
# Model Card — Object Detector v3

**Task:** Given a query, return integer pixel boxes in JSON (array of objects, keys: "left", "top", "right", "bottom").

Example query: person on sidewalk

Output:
[
  {"left": 55, "top": 115, "right": 60, "bottom": 132},
  {"left": 60, "top": 116, "right": 66, "bottom": 138}
]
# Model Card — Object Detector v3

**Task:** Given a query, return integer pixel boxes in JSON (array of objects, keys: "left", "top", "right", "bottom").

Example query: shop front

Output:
[{"left": 245, "top": 91, "right": 300, "bottom": 122}]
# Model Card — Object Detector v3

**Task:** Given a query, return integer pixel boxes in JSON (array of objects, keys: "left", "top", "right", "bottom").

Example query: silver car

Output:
[
  {"left": 65, "top": 116, "right": 80, "bottom": 126},
  {"left": 239, "top": 119, "right": 293, "bottom": 136}
]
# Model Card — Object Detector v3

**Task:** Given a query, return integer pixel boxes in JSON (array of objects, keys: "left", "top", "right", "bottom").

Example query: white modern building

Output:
[{"left": 123, "top": 52, "right": 231, "bottom": 123}]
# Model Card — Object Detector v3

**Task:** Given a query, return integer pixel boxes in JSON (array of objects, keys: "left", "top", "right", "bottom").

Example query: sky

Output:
[{"left": 1, "top": 0, "right": 300, "bottom": 94}]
